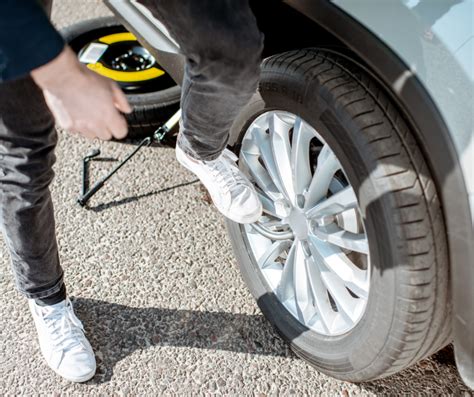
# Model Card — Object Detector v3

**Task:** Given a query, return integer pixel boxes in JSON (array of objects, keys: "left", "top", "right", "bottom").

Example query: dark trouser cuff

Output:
[
  {"left": 35, "top": 283, "right": 67, "bottom": 306},
  {"left": 17, "top": 273, "right": 64, "bottom": 300}
]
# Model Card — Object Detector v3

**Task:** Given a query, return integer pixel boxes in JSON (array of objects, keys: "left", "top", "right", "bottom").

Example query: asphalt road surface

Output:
[{"left": 0, "top": 1, "right": 471, "bottom": 395}]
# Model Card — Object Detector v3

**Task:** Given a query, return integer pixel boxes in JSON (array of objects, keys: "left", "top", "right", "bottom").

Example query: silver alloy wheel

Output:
[{"left": 239, "top": 111, "right": 371, "bottom": 336}]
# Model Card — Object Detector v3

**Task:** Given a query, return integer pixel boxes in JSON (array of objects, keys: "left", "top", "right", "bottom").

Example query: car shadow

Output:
[
  {"left": 71, "top": 296, "right": 292, "bottom": 384},
  {"left": 73, "top": 295, "right": 462, "bottom": 390}
]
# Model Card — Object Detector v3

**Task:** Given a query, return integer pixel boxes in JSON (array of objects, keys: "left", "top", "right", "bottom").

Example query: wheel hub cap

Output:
[
  {"left": 111, "top": 47, "right": 155, "bottom": 71},
  {"left": 287, "top": 209, "right": 308, "bottom": 240},
  {"left": 240, "top": 111, "right": 371, "bottom": 336}
]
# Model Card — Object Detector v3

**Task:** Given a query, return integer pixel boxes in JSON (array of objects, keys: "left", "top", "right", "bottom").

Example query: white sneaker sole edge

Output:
[{"left": 53, "top": 366, "right": 96, "bottom": 383}]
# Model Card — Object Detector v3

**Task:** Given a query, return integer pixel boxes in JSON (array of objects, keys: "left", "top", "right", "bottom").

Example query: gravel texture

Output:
[{"left": 0, "top": 1, "right": 471, "bottom": 395}]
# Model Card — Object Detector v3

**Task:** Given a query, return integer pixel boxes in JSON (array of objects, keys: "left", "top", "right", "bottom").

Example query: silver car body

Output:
[{"left": 332, "top": 0, "right": 473, "bottom": 230}]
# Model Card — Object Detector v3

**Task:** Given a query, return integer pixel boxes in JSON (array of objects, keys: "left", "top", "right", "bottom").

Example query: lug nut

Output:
[
  {"left": 301, "top": 240, "right": 312, "bottom": 257},
  {"left": 297, "top": 194, "right": 305, "bottom": 209}
]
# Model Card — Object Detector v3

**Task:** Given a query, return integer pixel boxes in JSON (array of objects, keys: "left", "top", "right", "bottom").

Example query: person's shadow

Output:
[{"left": 71, "top": 296, "right": 292, "bottom": 384}]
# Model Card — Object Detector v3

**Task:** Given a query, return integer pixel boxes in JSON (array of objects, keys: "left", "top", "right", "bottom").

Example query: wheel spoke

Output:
[
  {"left": 240, "top": 138, "right": 282, "bottom": 202},
  {"left": 309, "top": 235, "right": 369, "bottom": 299},
  {"left": 312, "top": 223, "right": 369, "bottom": 254},
  {"left": 258, "top": 240, "right": 292, "bottom": 269},
  {"left": 257, "top": 191, "right": 294, "bottom": 219},
  {"left": 337, "top": 208, "right": 362, "bottom": 234},
  {"left": 277, "top": 240, "right": 297, "bottom": 302},
  {"left": 305, "top": 256, "right": 337, "bottom": 333},
  {"left": 306, "top": 186, "right": 358, "bottom": 219},
  {"left": 305, "top": 144, "right": 341, "bottom": 210},
  {"left": 257, "top": 192, "right": 279, "bottom": 218},
  {"left": 292, "top": 242, "right": 317, "bottom": 323},
  {"left": 250, "top": 125, "right": 288, "bottom": 199},
  {"left": 290, "top": 117, "right": 314, "bottom": 199},
  {"left": 269, "top": 113, "right": 296, "bottom": 203},
  {"left": 312, "top": 251, "right": 362, "bottom": 323}
]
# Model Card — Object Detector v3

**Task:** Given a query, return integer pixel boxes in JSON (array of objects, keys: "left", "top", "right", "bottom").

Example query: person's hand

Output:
[{"left": 31, "top": 46, "right": 132, "bottom": 140}]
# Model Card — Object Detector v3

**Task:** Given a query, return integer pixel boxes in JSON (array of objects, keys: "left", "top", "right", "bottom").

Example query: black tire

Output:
[
  {"left": 61, "top": 16, "right": 181, "bottom": 139},
  {"left": 226, "top": 49, "right": 450, "bottom": 381}
]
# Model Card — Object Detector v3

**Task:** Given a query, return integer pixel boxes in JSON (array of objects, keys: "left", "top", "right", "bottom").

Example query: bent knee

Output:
[{"left": 190, "top": 29, "right": 263, "bottom": 89}]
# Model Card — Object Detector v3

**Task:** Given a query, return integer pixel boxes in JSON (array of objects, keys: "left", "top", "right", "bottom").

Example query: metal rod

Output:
[
  {"left": 81, "top": 149, "right": 100, "bottom": 196},
  {"left": 250, "top": 222, "right": 294, "bottom": 240},
  {"left": 163, "top": 109, "right": 181, "bottom": 130},
  {"left": 77, "top": 137, "right": 152, "bottom": 206},
  {"left": 82, "top": 160, "right": 89, "bottom": 197},
  {"left": 77, "top": 108, "right": 182, "bottom": 207}
]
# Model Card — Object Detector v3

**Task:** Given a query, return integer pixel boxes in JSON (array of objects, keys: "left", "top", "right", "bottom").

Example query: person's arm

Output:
[
  {"left": 0, "top": 0, "right": 64, "bottom": 80},
  {"left": 0, "top": 0, "right": 131, "bottom": 140},
  {"left": 31, "top": 47, "right": 132, "bottom": 140}
]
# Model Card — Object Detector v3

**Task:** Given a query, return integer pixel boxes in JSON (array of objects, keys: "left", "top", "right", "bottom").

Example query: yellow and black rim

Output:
[{"left": 72, "top": 26, "right": 176, "bottom": 94}]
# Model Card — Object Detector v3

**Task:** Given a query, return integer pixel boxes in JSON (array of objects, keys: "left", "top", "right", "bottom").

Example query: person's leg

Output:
[
  {"left": 0, "top": 0, "right": 97, "bottom": 373},
  {"left": 138, "top": 0, "right": 264, "bottom": 223},
  {"left": 0, "top": 74, "right": 96, "bottom": 384},
  {"left": 0, "top": 75, "right": 64, "bottom": 303},
  {"left": 137, "top": 0, "right": 263, "bottom": 160},
  {"left": 0, "top": 0, "right": 63, "bottom": 306}
]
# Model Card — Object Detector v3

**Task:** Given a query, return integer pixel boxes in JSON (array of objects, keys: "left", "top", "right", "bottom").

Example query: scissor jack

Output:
[{"left": 77, "top": 109, "right": 182, "bottom": 206}]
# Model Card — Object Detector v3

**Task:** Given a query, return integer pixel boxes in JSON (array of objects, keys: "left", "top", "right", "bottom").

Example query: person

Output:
[{"left": 0, "top": 0, "right": 263, "bottom": 383}]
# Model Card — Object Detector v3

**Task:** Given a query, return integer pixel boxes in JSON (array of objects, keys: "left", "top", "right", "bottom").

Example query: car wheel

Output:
[
  {"left": 61, "top": 16, "right": 181, "bottom": 139},
  {"left": 226, "top": 49, "right": 451, "bottom": 381}
]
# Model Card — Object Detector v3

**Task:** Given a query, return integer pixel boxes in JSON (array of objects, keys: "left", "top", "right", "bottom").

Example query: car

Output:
[{"left": 100, "top": 0, "right": 473, "bottom": 387}]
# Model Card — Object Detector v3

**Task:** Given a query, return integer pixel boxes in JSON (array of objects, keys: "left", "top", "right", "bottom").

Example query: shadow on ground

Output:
[
  {"left": 72, "top": 297, "right": 292, "bottom": 384},
  {"left": 84, "top": 179, "right": 199, "bottom": 213},
  {"left": 73, "top": 297, "right": 462, "bottom": 390}
]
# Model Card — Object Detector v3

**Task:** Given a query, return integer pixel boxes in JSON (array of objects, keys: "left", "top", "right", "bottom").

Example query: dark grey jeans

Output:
[
  {"left": 0, "top": 1, "right": 262, "bottom": 299},
  {"left": 138, "top": 0, "right": 263, "bottom": 160}
]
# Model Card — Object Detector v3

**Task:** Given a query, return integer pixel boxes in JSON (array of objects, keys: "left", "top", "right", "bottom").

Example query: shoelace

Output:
[
  {"left": 206, "top": 150, "right": 249, "bottom": 196},
  {"left": 41, "top": 302, "right": 85, "bottom": 352}
]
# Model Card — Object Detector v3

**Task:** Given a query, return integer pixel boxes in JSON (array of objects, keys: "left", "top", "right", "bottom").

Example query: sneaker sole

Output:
[
  {"left": 225, "top": 204, "right": 262, "bottom": 224},
  {"left": 54, "top": 366, "right": 96, "bottom": 383}
]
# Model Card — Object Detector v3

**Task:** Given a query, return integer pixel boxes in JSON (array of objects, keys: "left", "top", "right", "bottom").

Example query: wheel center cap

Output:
[{"left": 288, "top": 208, "right": 308, "bottom": 240}]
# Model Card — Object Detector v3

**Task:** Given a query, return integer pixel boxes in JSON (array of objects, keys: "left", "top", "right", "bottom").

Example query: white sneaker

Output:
[
  {"left": 29, "top": 298, "right": 96, "bottom": 383},
  {"left": 176, "top": 145, "right": 262, "bottom": 223}
]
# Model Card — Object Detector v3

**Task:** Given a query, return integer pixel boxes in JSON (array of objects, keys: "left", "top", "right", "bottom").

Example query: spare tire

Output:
[{"left": 61, "top": 16, "right": 181, "bottom": 139}]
